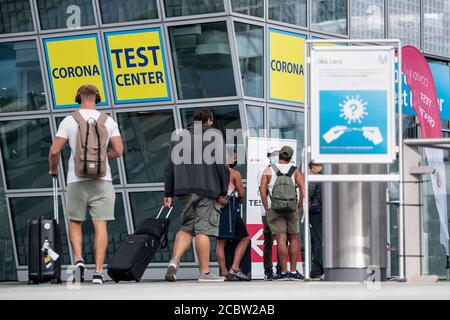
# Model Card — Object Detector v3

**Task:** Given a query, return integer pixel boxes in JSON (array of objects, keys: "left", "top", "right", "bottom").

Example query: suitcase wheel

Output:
[
  {"left": 51, "top": 278, "right": 63, "bottom": 285},
  {"left": 28, "top": 279, "right": 38, "bottom": 285}
]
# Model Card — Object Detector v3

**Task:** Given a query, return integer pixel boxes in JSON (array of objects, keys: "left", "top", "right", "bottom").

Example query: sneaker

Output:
[
  {"left": 92, "top": 273, "right": 104, "bottom": 284},
  {"left": 310, "top": 274, "right": 322, "bottom": 281},
  {"left": 165, "top": 259, "right": 179, "bottom": 282},
  {"left": 264, "top": 268, "right": 274, "bottom": 281},
  {"left": 229, "top": 268, "right": 251, "bottom": 281},
  {"left": 289, "top": 270, "right": 305, "bottom": 281},
  {"left": 73, "top": 259, "right": 85, "bottom": 283},
  {"left": 274, "top": 272, "right": 290, "bottom": 281},
  {"left": 275, "top": 265, "right": 282, "bottom": 277},
  {"left": 198, "top": 272, "right": 225, "bottom": 282}
]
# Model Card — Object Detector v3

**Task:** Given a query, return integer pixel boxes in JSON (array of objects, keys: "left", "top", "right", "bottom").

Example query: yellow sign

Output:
[
  {"left": 269, "top": 29, "right": 306, "bottom": 104},
  {"left": 43, "top": 34, "right": 108, "bottom": 109},
  {"left": 104, "top": 28, "right": 171, "bottom": 104}
]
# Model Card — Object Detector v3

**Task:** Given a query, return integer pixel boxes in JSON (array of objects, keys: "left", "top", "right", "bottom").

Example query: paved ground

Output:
[{"left": 1, "top": 280, "right": 450, "bottom": 300}]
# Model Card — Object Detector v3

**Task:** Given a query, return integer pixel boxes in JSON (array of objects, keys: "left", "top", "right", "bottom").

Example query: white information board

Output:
[{"left": 310, "top": 46, "right": 396, "bottom": 163}]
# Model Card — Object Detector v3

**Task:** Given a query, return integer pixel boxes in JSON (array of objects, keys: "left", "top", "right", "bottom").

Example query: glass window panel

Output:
[
  {"left": 164, "top": 0, "right": 224, "bottom": 17},
  {"left": 269, "top": 108, "right": 304, "bottom": 167},
  {"left": 234, "top": 23, "right": 263, "bottom": 98},
  {"left": 0, "top": 0, "right": 34, "bottom": 34},
  {"left": 55, "top": 115, "right": 121, "bottom": 185},
  {"left": 311, "top": 0, "right": 348, "bottom": 35},
  {"left": 0, "top": 41, "right": 47, "bottom": 113},
  {"left": 424, "top": 0, "right": 450, "bottom": 57},
  {"left": 231, "top": 0, "right": 263, "bottom": 18},
  {"left": 268, "top": 0, "right": 306, "bottom": 27},
  {"left": 0, "top": 171, "right": 17, "bottom": 280},
  {"left": 99, "top": 0, "right": 158, "bottom": 24},
  {"left": 37, "top": 0, "right": 96, "bottom": 30},
  {"left": 79, "top": 193, "right": 128, "bottom": 265},
  {"left": 0, "top": 118, "right": 52, "bottom": 189},
  {"left": 169, "top": 22, "right": 236, "bottom": 100},
  {"left": 129, "top": 191, "right": 195, "bottom": 262},
  {"left": 388, "top": 0, "right": 420, "bottom": 48},
  {"left": 351, "top": 0, "right": 384, "bottom": 39},
  {"left": 9, "top": 196, "right": 71, "bottom": 266},
  {"left": 246, "top": 105, "right": 264, "bottom": 137},
  {"left": 117, "top": 110, "right": 175, "bottom": 184},
  {"left": 180, "top": 105, "right": 245, "bottom": 175}
]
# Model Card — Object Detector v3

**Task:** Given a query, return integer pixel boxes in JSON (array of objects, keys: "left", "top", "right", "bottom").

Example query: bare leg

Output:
[
  {"left": 92, "top": 220, "right": 108, "bottom": 273},
  {"left": 216, "top": 240, "right": 228, "bottom": 276},
  {"left": 275, "top": 234, "right": 288, "bottom": 273},
  {"left": 69, "top": 220, "right": 83, "bottom": 261},
  {"left": 171, "top": 230, "right": 194, "bottom": 263},
  {"left": 231, "top": 237, "right": 250, "bottom": 271},
  {"left": 195, "top": 234, "right": 211, "bottom": 274},
  {"left": 287, "top": 233, "right": 299, "bottom": 272}
]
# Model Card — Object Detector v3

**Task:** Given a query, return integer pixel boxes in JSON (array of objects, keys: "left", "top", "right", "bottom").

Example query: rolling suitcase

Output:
[
  {"left": 107, "top": 207, "right": 172, "bottom": 282},
  {"left": 28, "top": 178, "right": 62, "bottom": 284}
]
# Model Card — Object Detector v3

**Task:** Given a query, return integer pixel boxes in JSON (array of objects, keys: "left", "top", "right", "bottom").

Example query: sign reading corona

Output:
[
  {"left": 43, "top": 34, "right": 108, "bottom": 109},
  {"left": 268, "top": 28, "right": 306, "bottom": 104},
  {"left": 310, "top": 46, "right": 396, "bottom": 163},
  {"left": 104, "top": 28, "right": 171, "bottom": 104}
]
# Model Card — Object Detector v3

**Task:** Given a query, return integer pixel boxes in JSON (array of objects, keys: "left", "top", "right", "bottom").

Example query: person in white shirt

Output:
[{"left": 48, "top": 84, "right": 123, "bottom": 284}]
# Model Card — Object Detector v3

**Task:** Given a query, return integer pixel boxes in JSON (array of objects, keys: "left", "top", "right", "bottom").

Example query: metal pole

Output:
[
  {"left": 303, "top": 41, "right": 311, "bottom": 280},
  {"left": 397, "top": 41, "right": 406, "bottom": 281}
]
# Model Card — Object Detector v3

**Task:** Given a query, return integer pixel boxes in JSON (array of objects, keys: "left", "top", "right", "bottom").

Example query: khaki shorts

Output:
[
  {"left": 66, "top": 180, "right": 115, "bottom": 221},
  {"left": 266, "top": 208, "right": 299, "bottom": 235},
  {"left": 179, "top": 194, "right": 220, "bottom": 237}
]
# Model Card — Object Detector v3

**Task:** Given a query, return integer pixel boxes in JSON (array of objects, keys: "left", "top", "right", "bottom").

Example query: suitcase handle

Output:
[
  {"left": 52, "top": 177, "right": 59, "bottom": 224},
  {"left": 156, "top": 206, "right": 173, "bottom": 219}
]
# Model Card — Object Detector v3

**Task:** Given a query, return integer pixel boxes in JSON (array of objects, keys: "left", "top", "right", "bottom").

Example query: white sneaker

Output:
[
  {"left": 92, "top": 273, "right": 104, "bottom": 284},
  {"left": 198, "top": 272, "right": 225, "bottom": 282},
  {"left": 165, "top": 260, "right": 179, "bottom": 282}
]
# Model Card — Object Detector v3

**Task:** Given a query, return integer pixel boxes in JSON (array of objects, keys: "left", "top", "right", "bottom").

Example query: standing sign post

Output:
[{"left": 304, "top": 39, "right": 404, "bottom": 281}]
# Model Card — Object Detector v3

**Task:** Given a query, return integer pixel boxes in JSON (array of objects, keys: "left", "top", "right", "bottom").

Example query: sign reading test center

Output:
[
  {"left": 269, "top": 28, "right": 305, "bottom": 104},
  {"left": 310, "top": 46, "right": 396, "bottom": 163},
  {"left": 104, "top": 28, "right": 171, "bottom": 104},
  {"left": 43, "top": 34, "right": 108, "bottom": 109}
]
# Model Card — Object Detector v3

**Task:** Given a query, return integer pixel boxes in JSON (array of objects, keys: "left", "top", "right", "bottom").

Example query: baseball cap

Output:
[
  {"left": 267, "top": 146, "right": 280, "bottom": 157},
  {"left": 280, "top": 145, "right": 294, "bottom": 158}
]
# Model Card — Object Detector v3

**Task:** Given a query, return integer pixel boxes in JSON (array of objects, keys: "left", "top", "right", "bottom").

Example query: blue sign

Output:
[
  {"left": 319, "top": 90, "right": 388, "bottom": 155},
  {"left": 396, "top": 62, "right": 450, "bottom": 120}
]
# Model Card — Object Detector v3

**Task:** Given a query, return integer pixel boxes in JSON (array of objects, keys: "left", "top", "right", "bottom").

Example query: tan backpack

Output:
[{"left": 71, "top": 111, "right": 109, "bottom": 178}]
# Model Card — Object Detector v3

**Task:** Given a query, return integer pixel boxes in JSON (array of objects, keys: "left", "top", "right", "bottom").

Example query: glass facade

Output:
[
  {"left": 0, "top": 0, "right": 449, "bottom": 281},
  {"left": 311, "top": 0, "right": 348, "bottom": 35},
  {"left": 0, "top": 41, "right": 47, "bottom": 113}
]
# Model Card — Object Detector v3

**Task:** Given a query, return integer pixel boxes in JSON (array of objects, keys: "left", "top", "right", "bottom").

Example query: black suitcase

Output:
[
  {"left": 107, "top": 207, "right": 172, "bottom": 282},
  {"left": 28, "top": 178, "right": 62, "bottom": 284}
]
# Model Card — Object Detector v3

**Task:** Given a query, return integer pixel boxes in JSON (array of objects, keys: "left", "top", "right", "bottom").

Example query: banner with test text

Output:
[
  {"left": 402, "top": 46, "right": 449, "bottom": 255},
  {"left": 246, "top": 137, "right": 301, "bottom": 279}
]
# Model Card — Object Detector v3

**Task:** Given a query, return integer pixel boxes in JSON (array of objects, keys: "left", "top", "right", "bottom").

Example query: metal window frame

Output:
[
  {"left": 95, "top": 0, "right": 162, "bottom": 28},
  {"left": 266, "top": 0, "right": 309, "bottom": 31},
  {"left": 99, "top": 23, "right": 176, "bottom": 108},
  {"left": 421, "top": 0, "right": 450, "bottom": 58},
  {"left": 160, "top": 0, "right": 228, "bottom": 21},
  {"left": 228, "top": 0, "right": 265, "bottom": 22},
  {"left": 0, "top": 0, "right": 37, "bottom": 39},
  {"left": 309, "top": 0, "right": 350, "bottom": 37},
  {"left": 34, "top": 0, "right": 100, "bottom": 35},
  {"left": 348, "top": 0, "right": 386, "bottom": 39}
]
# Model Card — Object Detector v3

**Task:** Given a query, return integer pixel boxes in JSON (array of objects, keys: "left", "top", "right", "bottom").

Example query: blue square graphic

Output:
[{"left": 319, "top": 90, "right": 388, "bottom": 155}]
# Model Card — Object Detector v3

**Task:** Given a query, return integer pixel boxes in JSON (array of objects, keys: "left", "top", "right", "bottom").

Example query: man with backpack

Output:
[
  {"left": 48, "top": 84, "right": 123, "bottom": 284},
  {"left": 259, "top": 146, "right": 305, "bottom": 280},
  {"left": 309, "top": 162, "right": 323, "bottom": 280},
  {"left": 164, "top": 108, "right": 229, "bottom": 282}
]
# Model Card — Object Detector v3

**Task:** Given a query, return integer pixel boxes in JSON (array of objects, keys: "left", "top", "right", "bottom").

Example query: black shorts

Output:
[{"left": 217, "top": 197, "right": 249, "bottom": 240}]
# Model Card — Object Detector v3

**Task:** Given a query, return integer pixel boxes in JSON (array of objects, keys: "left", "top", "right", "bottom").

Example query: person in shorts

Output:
[{"left": 48, "top": 84, "right": 123, "bottom": 284}]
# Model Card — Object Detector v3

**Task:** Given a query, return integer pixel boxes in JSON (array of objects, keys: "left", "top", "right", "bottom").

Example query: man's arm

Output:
[
  {"left": 233, "top": 170, "right": 246, "bottom": 199},
  {"left": 259, "top": 168, "right": 271, "bottom": 214},
  {"left": 295, "top": 170, "right": 305, "bottom": 201},
  {"left": 108, "top": 136, "right": 123, "bottom": 161},
  {"left": 48, "top": 137, "right": 67, "bottom": 177},
  {"left": 164, "top": 141, "right": 175, "bottom": 208}
]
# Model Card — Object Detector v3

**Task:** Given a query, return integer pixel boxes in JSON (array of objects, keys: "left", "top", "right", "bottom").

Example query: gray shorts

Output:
[
  {"left": 179, "top": 194, "right": 220, "bottom": 237},
  {"left": 66, "top": 180, "right": 115, "bottom": 222}
]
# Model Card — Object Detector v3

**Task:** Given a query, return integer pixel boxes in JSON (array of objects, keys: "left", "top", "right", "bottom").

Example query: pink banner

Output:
[
  {"left": 402, "top": 46, "right": 442, "bottom": 139},
  {"left": 402, "top": 45, "right": 449, "bottom": 255}
]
